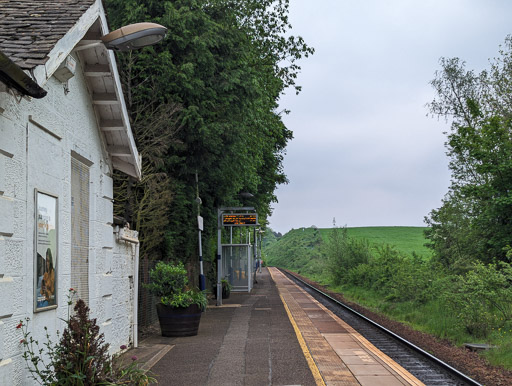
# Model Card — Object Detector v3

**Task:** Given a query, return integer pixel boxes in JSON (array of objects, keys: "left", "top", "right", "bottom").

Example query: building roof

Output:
[
  {"left": 0, "top": 0, "right": 142, "bottom": 179},
  {"left": 0, "top": 0, "right": 95, "bottom": 70}
]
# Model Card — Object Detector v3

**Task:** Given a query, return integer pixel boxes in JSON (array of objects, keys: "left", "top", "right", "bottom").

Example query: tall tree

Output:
[
  {"left": 426, "top": 38, "right": 512, "bottom": 267},
  {"left": 105, "top": 0, "right": 313, "bottom": 265}
]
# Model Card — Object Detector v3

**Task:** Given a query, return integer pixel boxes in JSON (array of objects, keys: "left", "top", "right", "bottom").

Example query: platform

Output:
[
  {"left": 269, "top": 267, "right": 423, "bottom": 386},
  {"left": 131, "top": 267, "right": 424, "bottom": 385}
]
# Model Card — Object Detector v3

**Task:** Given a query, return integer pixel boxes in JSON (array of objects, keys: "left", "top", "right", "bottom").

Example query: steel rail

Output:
[{"left": 281, "top": 268, "right": 482, "bottom": 386}]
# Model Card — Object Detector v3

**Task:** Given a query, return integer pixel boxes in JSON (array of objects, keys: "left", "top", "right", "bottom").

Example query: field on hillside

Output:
[
  {"left": 318, "top": 226, "right": 432, "bottom": 258},
  {"left": 263, "top": 226, "right": 431, "bottom": 280}
]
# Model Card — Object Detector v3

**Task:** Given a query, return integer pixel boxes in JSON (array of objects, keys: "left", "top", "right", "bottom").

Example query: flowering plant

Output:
[{"left": 18, "top": 289, "right": 155, "bottom": 385}]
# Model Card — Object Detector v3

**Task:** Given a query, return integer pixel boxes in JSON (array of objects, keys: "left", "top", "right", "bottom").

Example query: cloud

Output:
[{"left": 269, "top": 0, "right": 512, "bottom": 233}]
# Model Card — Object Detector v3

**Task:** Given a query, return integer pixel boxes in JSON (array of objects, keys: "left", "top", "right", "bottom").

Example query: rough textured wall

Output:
[{"left": 0, "top": 54, "right": 136, "bottom": 384}]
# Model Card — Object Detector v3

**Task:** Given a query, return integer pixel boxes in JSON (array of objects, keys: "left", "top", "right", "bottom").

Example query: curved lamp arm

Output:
[{"left": 101, "top": 22, "right": 167, "bottom": 51}]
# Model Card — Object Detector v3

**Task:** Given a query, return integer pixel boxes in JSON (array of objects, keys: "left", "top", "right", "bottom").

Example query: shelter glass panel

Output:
[{"left": 222, "top": 245, "right": 254, "bottom": 292}]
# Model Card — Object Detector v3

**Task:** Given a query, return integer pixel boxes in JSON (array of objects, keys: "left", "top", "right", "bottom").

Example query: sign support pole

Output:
[
  {"left": 195, "top": 172, "right": 205, "bottom": 290},
  {"left": 198, "top": 220, "right": 205, "bottom": 291},
  {"left": 216, "top": 208, "right": 222, "bottom": 306}
]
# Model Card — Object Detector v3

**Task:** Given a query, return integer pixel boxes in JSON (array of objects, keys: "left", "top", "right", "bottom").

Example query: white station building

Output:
[{"left": 0, "top": 1, "right": 144, "bottom": 383}]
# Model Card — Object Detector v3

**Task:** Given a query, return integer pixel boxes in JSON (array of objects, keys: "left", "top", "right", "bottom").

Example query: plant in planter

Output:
[
  {"left": 144, "top": 261, "right": 207, "bottom": 337},
  {"left": 213, "top": 278, "right": 233, "bottom": 299}
]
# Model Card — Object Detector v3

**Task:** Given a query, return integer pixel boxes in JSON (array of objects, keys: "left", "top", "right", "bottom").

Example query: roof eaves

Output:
[
  {"left": 96, "top": 5, "right": 141, "bottom": 180},
  {"left": 32, "top": 0, "right": 102, "bottom": 86},
  {"left": 0, "top": 50, "right": 47, "bottom": 98}
]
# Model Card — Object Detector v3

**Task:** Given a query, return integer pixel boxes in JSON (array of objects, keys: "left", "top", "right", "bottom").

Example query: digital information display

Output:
[{"left": 222, "top": 213, "right": 258, "bottom": 226}]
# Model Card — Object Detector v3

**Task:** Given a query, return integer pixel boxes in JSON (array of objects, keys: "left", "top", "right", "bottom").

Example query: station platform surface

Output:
[{"left": 131, "top": 267, "right": 424, "bottom": 385}]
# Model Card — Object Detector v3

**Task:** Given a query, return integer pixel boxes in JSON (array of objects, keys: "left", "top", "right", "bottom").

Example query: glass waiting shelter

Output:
[
  {"left": 217, "top": 207, "right": 259, "bottom": 304},
  {"left": 222, "top": 243, "right": 255, "bottom": 292}
]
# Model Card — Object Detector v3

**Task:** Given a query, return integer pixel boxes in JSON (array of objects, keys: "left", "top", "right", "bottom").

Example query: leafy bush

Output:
[
  {"left": 444, "top": 262, "right": 512, "bottom": 337},
  {"left": 145, "top": 261, "right": 206, "bottom": 309},
  {"left": 144, "top": 261, "right": 188, "bottom": 298},
  {"left": 18, "top": 290, "right": 155, "bottom": 385},
  {"left": 372, "top": 246, "right": 435, "bottom": 303},
  {"left": 327, "top": 227, "right": 371, "bottom": 285},
  {"left": 161, "top": 289, "right": 207, "bottom": 309},
  {"left": 327, "top": 229, "right": 436, "bottom": 305}
]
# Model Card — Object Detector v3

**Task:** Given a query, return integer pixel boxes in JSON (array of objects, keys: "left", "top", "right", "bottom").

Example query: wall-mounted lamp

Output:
[{"left": 101, "top": 22, "right": 167, "bottom": 51}]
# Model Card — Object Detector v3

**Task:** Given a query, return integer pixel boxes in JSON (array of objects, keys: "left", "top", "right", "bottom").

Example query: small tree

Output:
[{"left": 144, "top": 261, "right": 207, "bottom": 309}]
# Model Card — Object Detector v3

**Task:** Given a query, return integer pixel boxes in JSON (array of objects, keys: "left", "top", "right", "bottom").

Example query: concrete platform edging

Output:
[
  {"left": 269, "top": 267, "right": 424, "bottom": 386},
  {"left": 279, "top": 293, "right": 325, "bottom": 386}
]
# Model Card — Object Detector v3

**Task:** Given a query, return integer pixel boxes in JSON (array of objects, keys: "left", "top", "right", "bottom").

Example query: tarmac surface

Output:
[
  {"left": 131, "top": 267, "right": 317, "bottom": 385},
  {"left": 127, "top": 267, "right": 423, "bottom": 386}
]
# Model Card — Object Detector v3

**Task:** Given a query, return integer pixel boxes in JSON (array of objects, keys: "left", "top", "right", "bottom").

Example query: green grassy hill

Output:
[
  {"left": 263, "top": 226, "right": 431, "bottom": 279},
  {"left": 318, "top": 226, "right": 432, "bottom": 258},
  {"left": 262, "top": 227, "right": 326, "bottom": 278}
]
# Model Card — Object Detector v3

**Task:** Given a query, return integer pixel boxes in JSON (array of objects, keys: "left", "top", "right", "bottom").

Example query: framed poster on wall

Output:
[{"left": 34, "top": 190, "right": 58, "bottom": 312}]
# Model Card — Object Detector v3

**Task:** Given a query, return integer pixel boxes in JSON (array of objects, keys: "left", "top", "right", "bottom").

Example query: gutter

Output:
[{"left": 0, "top": 51, "right": 47, "bottom": 99}]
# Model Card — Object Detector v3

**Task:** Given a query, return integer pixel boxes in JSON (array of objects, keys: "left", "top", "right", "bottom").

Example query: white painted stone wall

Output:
[{"left": 0, "top": 55, "right": 136, "bottom": 385}]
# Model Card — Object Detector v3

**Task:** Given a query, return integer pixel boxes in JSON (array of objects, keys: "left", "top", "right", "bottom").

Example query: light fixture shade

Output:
[{"left": 101, "top": 22, "right": 167, "bottom": 51}]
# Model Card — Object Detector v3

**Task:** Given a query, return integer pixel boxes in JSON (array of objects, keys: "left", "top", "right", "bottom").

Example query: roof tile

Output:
[{"left": 0, "top": 0, "right": 95, "bottom": 69}]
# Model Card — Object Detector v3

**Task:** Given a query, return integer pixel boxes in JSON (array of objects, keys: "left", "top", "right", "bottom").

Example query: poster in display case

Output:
[{"left": 34, "top": 190, "right": 58, "bottom": 312}]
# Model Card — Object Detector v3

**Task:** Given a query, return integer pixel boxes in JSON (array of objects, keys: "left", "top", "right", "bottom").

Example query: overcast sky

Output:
[{"left": 268, "top": 0, "right": 512, "bottom": 233}]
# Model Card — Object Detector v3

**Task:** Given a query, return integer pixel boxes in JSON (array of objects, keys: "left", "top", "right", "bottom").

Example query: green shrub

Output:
[
  {"left": 444, "top": 262, "right": 512, "bottom": 337},
  {"left": 341, "top": 242, "right": 435, "bottom": 304},
  {"left": 372, "top": 246, "right": 435, "bottom": 303},
  {"left": 345, "top": 263, "right": 375, "bottom": 288},
  {"left": 144, "top": 261, "right": 188, "bottom": 298},
  {"left": 144, "top": 261, "right": 206, "bottom": 309},
  {"left": 327, "top": 227, "right": 371, "bottom": 285},
  {"left": 162, "top": 289, "right": 207, "bottom": 309}
]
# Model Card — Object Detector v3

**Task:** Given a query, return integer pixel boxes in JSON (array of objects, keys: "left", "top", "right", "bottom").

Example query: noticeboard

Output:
[
  {"left": 34, "top": 190, "right": 58, "bottom": 312},
  {"left": 222, "top": 213, "right": 258, "bottom": 226}
]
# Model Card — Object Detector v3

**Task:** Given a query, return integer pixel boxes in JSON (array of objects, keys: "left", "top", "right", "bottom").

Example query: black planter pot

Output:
[
  {"left": 156, "top": 303, "right": 202, "bottom": 337},
  {"left": 213, "top": 286, "right": 231, "bottom": 299}
]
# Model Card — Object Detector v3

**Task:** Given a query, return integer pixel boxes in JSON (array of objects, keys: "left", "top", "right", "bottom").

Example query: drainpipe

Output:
[{"left": 117, "top": 227, "right": 140, "bottom": 348}]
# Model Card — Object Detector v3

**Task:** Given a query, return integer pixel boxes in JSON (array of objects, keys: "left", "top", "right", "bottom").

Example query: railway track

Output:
[{"left": 281, "top": 268, "right": 482, "bottom": 386}]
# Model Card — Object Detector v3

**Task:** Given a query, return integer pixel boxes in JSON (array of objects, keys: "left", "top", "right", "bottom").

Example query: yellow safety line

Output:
[
  {"left": 272, "top": 267, "right": 422, "bottom": 386},
  {"left": 268, "top": 267, "right": 325, "bottom": 386},
  {"left": 280, "top": 294, "right": 326, "bottom": 386}
]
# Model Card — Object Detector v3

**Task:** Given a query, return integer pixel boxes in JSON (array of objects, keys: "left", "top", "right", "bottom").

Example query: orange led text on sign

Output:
[{"left": 222, "top": 214, "right": 257, "bottom": 226}]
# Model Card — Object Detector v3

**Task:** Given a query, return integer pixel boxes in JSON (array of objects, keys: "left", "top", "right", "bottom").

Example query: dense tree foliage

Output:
[
  {"left": 425, "top": 37, "right": 512, "bottom": 267},
  {"left": 105, "top": 0, "right": 313, "bottom": 269}
]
